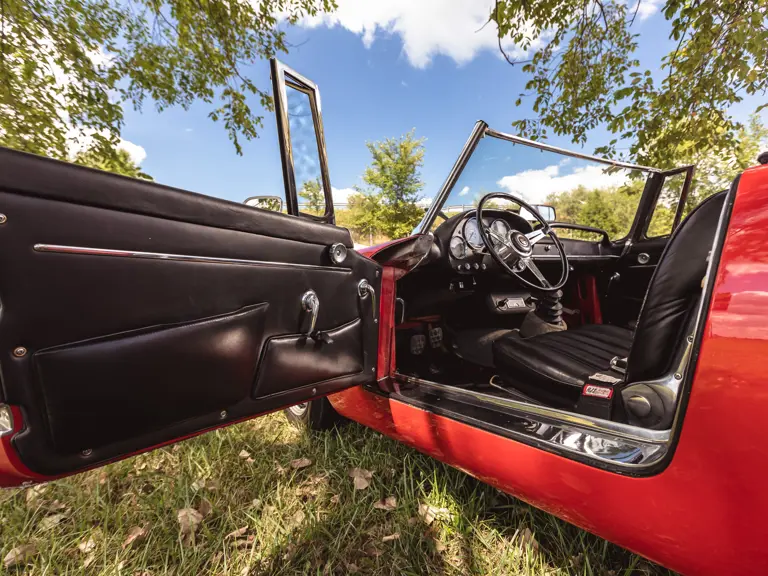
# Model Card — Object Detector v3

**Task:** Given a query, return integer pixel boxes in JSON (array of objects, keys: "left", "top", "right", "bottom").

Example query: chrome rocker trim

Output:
[{"left": 394, "top": 373, "right": 668, "bottom": 468}]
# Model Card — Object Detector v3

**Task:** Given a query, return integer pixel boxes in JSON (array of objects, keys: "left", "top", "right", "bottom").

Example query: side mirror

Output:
[
  {"left": 521, "top": 204, "right": 556, "bottom": 222},
  {"left": 244, "top": 195, "right": 284, "bottom": 212}
]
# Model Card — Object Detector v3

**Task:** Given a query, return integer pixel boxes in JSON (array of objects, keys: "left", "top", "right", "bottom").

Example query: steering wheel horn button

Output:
[{"left": 510, "top": 230, "right": 532, "bottom": 253}]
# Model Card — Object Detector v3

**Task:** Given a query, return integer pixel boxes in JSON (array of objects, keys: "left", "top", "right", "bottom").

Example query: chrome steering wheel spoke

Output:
[
  {"left": 522, "top": 258, "right": 551, "bottom": 288},
  {"left": 525, "top": 229, "right": 547, "bottom": 246}
]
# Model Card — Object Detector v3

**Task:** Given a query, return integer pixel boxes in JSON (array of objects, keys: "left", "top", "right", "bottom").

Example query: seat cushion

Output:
[{"left": 492, "top": 324, "right": 633, "bottom": 390}]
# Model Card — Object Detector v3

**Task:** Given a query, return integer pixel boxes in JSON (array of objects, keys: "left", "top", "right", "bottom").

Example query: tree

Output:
[
  {"left": 299, "top": 178, "right": 325, "bottom": 214},
  {"left": 74, "top": 147, "right": 152, "bottom": 180},
  {"left": 346, "top": 188, "right": 383, "bottom": 245},
  {"left": 363, "top": 130, "right": 426, "bottom": 239},
  {"left": 492, "top": 1, "right": 768, "bottom": 169},
  {"left": 0, "top": 0, "right": 335, "bottom": 166}
]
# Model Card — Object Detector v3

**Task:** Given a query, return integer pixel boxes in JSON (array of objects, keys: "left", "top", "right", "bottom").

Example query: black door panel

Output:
[{"left": 0, "top": 149, "right": 380, "bottom": 476}]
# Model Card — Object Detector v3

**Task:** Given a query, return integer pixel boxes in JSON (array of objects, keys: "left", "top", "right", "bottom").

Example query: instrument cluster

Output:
[{"left": 449, "top": 216, "right": 512, "bottom": 260}]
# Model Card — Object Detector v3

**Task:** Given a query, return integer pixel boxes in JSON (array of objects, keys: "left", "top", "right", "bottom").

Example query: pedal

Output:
[
  {"left": 428, "top": 327, "right": 443, "bottom": 348},
  {"left": 410, "top": 334, "right": 426, "bottom": 355}
]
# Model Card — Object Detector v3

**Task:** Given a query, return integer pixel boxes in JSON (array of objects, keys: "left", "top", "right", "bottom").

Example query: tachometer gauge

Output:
[
  {"left": 463, "top": 217, "right": 484, "bottom": 249},
  {"left": 449, "top": 237, "right": 468, "bottom": 259},
  {"left": 490, "top": 219, "right": 511, "bottom": 248}
]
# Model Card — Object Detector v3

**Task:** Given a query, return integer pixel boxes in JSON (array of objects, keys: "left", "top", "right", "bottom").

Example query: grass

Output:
[{"left": 0, "top": 414, "right": 675, "bottom": 575}]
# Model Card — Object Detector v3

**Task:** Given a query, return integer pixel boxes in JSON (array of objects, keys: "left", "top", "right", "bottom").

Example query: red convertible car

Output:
[{"left": 1, "top": 60, "right": 766, "bottom": 575}]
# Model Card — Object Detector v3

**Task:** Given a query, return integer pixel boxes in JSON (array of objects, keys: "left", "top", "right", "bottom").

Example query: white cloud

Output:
[
  {"left": 298, "top": 0, "right": 539, "bottom": 68},
  {"left": 331, "top": 186, "right": 357, "bottom": 204},
  {"left": 458, "top": 185, "right": 470, "bottom": 196},
  {"left": 629, "top": 0, "right": 664, "bottom": 20},
  {"left": 118, "top": 139, "right": 147, "bottom": 165},
  {"left": 417, "top": 197, "right": 433, "bottom": 207},
  {"left": 497, "top": 164, "right": 629, "bottom": 204}
]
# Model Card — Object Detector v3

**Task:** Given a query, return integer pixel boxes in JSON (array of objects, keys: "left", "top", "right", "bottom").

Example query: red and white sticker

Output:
[{"left": 582, "top": 384, "right": 613, "bottom": 399}]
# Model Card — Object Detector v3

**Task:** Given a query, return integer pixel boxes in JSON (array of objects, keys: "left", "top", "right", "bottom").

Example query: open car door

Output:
[{"left": 0, "top": 60, "right": 380, "bottom": 486}]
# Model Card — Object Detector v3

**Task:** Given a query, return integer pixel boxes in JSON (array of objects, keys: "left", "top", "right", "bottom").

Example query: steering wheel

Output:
[{"left": 476, "top": 192, "right": 569, "bottom": 291}]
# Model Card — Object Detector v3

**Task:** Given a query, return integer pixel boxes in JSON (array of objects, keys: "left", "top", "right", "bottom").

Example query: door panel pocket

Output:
[
  {"left": 253, "top": 318, "right": 363, "bottom": 398},
  {"left": 33, "top": 303, "right": 268, "bottom": 454}
]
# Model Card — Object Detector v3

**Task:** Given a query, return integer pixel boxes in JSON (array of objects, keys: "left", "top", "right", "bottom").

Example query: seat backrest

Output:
[{"left": 625, "top": 189, "right": 727, "bottom": 383}]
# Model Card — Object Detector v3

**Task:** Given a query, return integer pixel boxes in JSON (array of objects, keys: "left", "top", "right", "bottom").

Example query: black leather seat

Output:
[{"left": 492, "top": 190, "right": 727, "bottom": 399}]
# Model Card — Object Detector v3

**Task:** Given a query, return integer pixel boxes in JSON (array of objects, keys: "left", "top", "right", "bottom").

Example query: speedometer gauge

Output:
[
  {"left": 490, "top": 219, "right": 511, "bottom": 248},
  {"left": 463, "top": 217, "right": 483, "bottom": 248},
  {"left": 449, "top": 237, "right": 467, "bottom": 259}
]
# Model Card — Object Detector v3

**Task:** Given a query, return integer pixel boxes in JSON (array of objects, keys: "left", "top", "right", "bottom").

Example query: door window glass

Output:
[
  {"left": 646, "top": 172, "right": 687, "bottom": 238},
  {"left": 285, "top": 85, "right": 327, "bottom": 218}
]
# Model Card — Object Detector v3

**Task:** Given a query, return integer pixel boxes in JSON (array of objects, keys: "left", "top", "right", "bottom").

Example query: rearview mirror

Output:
[
  {"left": 244, "top": 196, "right": 284, "bottom": 212},
  {"left": 520, "top": 204, "right": 556, "bottom": 223}
]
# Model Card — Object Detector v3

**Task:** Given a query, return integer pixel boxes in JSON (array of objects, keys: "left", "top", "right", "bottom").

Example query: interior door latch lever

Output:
[
  {"left": 301, "top": 290, "right": 333, "bottom": 342},
  {"left": 358, "top": 279, "right": 377, "bottom": 323}
]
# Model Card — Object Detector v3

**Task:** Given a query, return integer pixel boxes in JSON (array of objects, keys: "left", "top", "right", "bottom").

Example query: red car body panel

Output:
[{"left": 329, "top": 163, "right": 768, "bottom": 576}]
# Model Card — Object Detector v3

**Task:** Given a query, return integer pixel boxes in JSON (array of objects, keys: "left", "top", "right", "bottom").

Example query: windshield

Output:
[{"left": 427, "top": 131, "right": 653, "bottom": 240}]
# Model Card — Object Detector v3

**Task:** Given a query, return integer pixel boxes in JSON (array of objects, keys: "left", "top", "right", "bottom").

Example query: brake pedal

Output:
[{"left": 428, "top": 327, "right": 443, "bottom": 348}]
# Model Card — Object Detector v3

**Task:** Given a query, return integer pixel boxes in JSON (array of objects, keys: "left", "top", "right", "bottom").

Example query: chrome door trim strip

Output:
[
  {"left": 393, "top": 374, "right": 667, "bottom": 468},
  {"left": 484, "top": 128, "right": 662, "bottom": 173},
  {"left": 393, "top": 373, "right": 669, "bottom": 444},
  {"left": 33, "top": 244, "right": 352, "bottom": 273}
]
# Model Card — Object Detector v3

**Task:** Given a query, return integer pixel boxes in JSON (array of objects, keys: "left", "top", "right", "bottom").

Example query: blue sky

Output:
[{"left": 118, "top": 1, "right": 766, "bottom": 208}]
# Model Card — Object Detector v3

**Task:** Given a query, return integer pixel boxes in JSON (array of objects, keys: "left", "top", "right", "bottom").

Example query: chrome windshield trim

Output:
[
  {"left": 417, "top": 122, "right": 662, "bottom": 235},
  {"left": 484, "top": 128, "right": 661, "bottom": 173},
  {"left": 415, "top": 120, "right": 488, "bottom": 234},
  {"left": 33, "top": 244, "right": 351, "bottom": 273},
  {"left": 394, "top": 373, "right": 669, "bottom": 444},
  {"left": 394, "top": 374, "right": 667, "bottom": 468}
]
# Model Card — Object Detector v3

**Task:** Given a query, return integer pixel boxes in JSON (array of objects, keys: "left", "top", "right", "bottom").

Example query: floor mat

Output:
[{"left": 450, "top": 328, "right": 517, "bottom": 368}]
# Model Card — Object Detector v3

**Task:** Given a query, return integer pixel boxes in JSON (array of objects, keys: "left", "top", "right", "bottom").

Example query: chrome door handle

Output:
[
  {"left": 301, "top": 290, "right": 319, "bottom": 336},
  {"left": 358, "top": 279, "right": 377, "bottom": 323}
]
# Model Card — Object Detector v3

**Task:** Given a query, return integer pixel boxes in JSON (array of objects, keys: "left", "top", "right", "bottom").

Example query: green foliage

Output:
[
  {"left": 363, "top": 130, "right": 426, "bottom": 239},
  {"left": 0, "top": 0, "right": 335, "bottom": 166},
  {"left": 547, "top": 183, "right": 642, "bottom": 240},
  {"left": 492, "top": 0, "right": 768, "bottom": 169},
  {"left": 74, "top": 147, "right": 152, "bottom": 180},
  {"left": 345, "top": 188, "right": 384, "bottom": 245},
  {"left": 299, "top": 178, "right": 325, "bottom": 214}
]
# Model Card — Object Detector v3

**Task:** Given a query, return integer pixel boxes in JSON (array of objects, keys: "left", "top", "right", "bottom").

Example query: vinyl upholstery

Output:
[{"left": 492, "top": 190, "right": 727, "bottom": 391}]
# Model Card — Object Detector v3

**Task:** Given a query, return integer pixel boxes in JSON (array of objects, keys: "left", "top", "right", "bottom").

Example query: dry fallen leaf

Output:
[
  {"left": 178, "top": 508, "right": 204, "bottom": 545},
  {"left": 239, "top": 450, "right": 251, "bottom": 459},
  {"left": 364, "top": 544, "right": 383, "bottom": 557},
  {"left": 39, "top": 513, "right": 67, "bottom": 531},
  {"left": 25, "top": 484, "right": 47, "bottom": 507},
  {"left": 349, "top": 468, "right": 373, "bottom": 490},
  {"left": 382, "top": 533, "right": 400, "bottom": 542},
  {"left": 251, "top": 498, "right": 263, "bottom": 511},
  {"left": 197, "top": 498, "right": 213, "bottom": 518},
  {"left": 234, "top": 535, "right": 255, "bottom": 549},
  {"left": 77, "top": 535, "right": 98, "bottom": 554},
  {"left": 290, "top": 457, "right": 312, "bottom": 469},
  {"left": 3, "top": 543, "right": 38, "bottom": 568},
  {"left": 83, "top": 553, "right": 97, "bottom": 568},
  {"left": 434, "top": 540, "right": 447, "bottom": 552},
  {"left": 122, "top": 525, "right": 149, "bottom": 549},
  {"left": 373, "top": 496, "right": 397, "bottom": 511},
  {"left": 518, "top": 527, "right": 539, "bottom": 551},
  {"left": 346, "top": 563, "right": 360, "bottom": 573},
  {"left": 225, "top": 527, "right": 248, "bottom": 540},
  {"left": 290, "top": 510, "right": 306, "bottom": 526},
  {"left": 418, "top": 504, "right": 452, "bottom": 525},
  {"left": 330, "top": 494, "right": 340, "bottom": 505}
]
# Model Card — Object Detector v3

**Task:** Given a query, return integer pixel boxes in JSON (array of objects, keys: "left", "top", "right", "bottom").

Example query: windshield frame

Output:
[{"left": 414, "top": 121, "right": 664, "bottom": 235}]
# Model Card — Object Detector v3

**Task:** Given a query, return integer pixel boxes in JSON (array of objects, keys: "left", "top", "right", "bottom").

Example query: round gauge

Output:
[
  {"left": 449, "top": 237, "right": 468, "bottom": 259},
  {"left": 463, "top": 217, "right": 484, "bottom": 249},
  {"left": 490, "top": 219, "right": 511, "bottom": 248}
]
